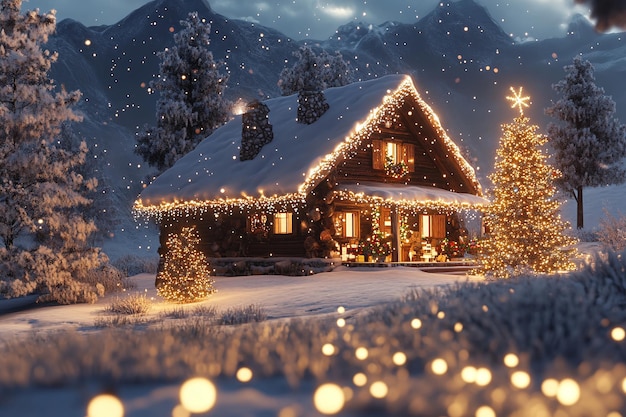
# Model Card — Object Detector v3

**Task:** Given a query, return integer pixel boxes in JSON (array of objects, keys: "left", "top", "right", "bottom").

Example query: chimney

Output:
[{"left": 240, "top": 100, "right": 274, "bottom": 161}]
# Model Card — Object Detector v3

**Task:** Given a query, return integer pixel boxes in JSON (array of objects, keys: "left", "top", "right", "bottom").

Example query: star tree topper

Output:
[{"left": 506, "top": 86, "right": 531, "bottom": 115}]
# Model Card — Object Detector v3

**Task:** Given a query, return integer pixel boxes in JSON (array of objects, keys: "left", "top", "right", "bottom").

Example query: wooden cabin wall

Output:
[{"left": 158, "top": 209, "right": 307, "bottom": 261}]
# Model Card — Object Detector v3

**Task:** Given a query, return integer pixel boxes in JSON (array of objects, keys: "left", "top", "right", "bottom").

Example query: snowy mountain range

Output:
[{"left": 43, "top": 0, "right": 626, "bottom": 255}]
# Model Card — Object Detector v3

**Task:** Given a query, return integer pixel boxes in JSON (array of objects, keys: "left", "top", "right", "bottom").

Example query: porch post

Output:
[{"left": 391, "top": 207, "right": 401, "bottom": 262}]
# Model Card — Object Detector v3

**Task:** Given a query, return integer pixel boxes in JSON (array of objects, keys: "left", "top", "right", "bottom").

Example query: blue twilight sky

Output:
[{"left": 23, "top": 0, "right": 591, "bottom": 41}]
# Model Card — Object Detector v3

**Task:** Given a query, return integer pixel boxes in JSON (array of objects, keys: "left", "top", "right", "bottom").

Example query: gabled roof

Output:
[{"left": 135, "top": 75, "right": 484, "bottom": 217}]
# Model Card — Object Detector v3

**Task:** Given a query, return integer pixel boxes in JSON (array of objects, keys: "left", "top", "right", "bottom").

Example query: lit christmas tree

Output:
[
  {"left": 478, "top": 87, "right": 577, "bottom": 278},
  {"left": 156, "top": 226, "right": 216, "bottom": 303}
]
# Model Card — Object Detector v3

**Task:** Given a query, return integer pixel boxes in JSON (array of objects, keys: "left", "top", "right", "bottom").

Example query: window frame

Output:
[{"left": 273, "top": 212, "right": 293, "bottom": 235}]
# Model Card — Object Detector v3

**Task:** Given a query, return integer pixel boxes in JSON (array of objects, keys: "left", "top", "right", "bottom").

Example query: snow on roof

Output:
[
  {"left": 135, "top": 75, "right": 482, "bottom": 215},
  {"left": 336, "top": 183, "right": 489, "bottom": 210}
]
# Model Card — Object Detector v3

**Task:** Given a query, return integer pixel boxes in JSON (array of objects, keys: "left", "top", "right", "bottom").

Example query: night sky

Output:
[{"left": 25, "top": 0, "right": 591, "bottom": 42}]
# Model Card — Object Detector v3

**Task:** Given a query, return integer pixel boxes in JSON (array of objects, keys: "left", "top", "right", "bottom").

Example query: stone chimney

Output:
[
  {"left": 240, "top": 100, "right": 274, "bottom": 161},
  {"left": 297, "top": 90, "right": 329, "bottom": 125}
]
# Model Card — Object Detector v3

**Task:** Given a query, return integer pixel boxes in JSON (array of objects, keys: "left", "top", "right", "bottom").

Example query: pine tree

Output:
[
  {"left": 278, "top": 46, "right": 352, "bottom": 96},
  {"left": 546, "top": 56, "right": 626, "bottom": 229},
  {"left": 478, "top": 87, "right": 577, "bottom": 279},
  {"left": 136, "top": 12, "right": 231, "bottom": 172},
  {"left": 156, "top": 226, "right": 216, "bottom": 303},
  {"left": 0, "top": 0, "right": 109, "bottom": 303}
]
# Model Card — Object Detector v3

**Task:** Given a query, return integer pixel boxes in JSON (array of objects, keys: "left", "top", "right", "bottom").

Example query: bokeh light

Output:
[
  {"left": 236, "top": 367, "right": 253, "bottom": 383},
  {"left": 541, "top": 378, "right": 559, "bottom": 397},
  {"left": 556, "top": 378, "right": 581, "bottom": 406},
  {"left": 475, "top": 405, "right": 496, "bottom": 417},
  {"left": 392, "top": 352, "right": 407, "bottom": 366},
  {"left": 322, "top": 343, "right": 336, "bottom": 356},
  {"left": 353, "top": 372, "right": 367, "bottom": 387},
  {"left": 336, "top": 318, "right": 346, "bottom": 327},
  {"left": 503, "top": 353, "right": 519, "bottom": 368},
  {"left": 475, "top": 368, "right": 492, "bottom": 386},
  {"left": 431, "top": 358, "right": 448, "bottom": 375},
  {"left": 87, "top": 394, "right": 124, "bottom": 417},
  {"left": 461, "top": 366, "right": 477, "bottom": 383},
  {"left": 179, "top": 377, "right": 217, "bottom": 413},
  {"left": 369, "top": 381, "right": 389, "bottom": 399},
  {"left": 510, "top": 371, "right": 531, "bottom": 389},
  {"left": 355, "top": 347, "right": 369, "bottom": 360},
  {"left": 337, "top": 306, "right": 346, "bottom": 314},
  {"left": 411, "top": 318, "right": 422, "bottom": 329},
  {"left": 611, "top": 327, "right": 626, "bottom": 341},
  {"left": 313, "top": 383, "right": 345, "bottom": 415}
]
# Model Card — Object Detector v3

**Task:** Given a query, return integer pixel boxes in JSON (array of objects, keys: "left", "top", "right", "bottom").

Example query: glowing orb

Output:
[
  {"left": 511, "top": 371, "right": 531, "bottom": 389},
  {"left": 503, "top": 353, "right": 519, "bottom": 368},
  {"left": 369, "top": 381, "right": 389, "bottom": 399},
  {"left": 353, "top": 373, "right": 367, "bottom": 387},
  {"left": 322, "top": 343, "right": 336, "bottom": 356},
  {"left": 337, "top": 306, "right": 346, "bottom": 314},
  {"left": 475, "top": 368, "right": 492, "bottom": 386},
  {"left": 556, "top": 378, "right": 581, "bottom": 406},
  {"left": 431, "top": 358, "right": 448, "bottom": 375},
  {"left": 86, "top": 394, "right": 124, "bottom": 417},
  {"left": 611, "top": 327, "right": 626, "bottom": 341},
  {"left": 461, "top": 366, "right": 477, "bottom": 383},
  {"left": 541, "top": 378, "right": 559, "bottom": 397},
  {"left": 313, "top": 383, "right": 345, "bottom": 415},
  {"left": 355, "top": 347, "right": 369, "bottom": 360},
  {"left": 475, "top": 405, "right": 496, "bottom": 417},
  {"left": 236, "top": 367, "right": 253, "bottom": 383},
  {"left": 179, "top": 377, "right": 217, "bottom": 413},
  {"left": 411, "top": 318, "right": 422, "bottom": 329},
  {"left": 336, "top": 318, "right": 346, "bottom": 327},
  {"left": 392, "top": 352, "right": 407, "bottom": 366}
]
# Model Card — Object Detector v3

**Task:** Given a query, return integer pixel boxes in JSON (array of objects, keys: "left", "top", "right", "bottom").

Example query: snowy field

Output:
[{"left": 0, "top": 184, "right": 625, "bottom": 416}]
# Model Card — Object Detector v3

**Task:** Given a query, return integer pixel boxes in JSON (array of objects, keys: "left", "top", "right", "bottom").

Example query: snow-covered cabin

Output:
[{"left": 135, "top": 75, "right": 486, "bottom": 263}]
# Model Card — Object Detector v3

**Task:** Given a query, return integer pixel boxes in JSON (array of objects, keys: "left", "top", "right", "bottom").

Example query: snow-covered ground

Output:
[{"left": 0, "top": 267, "right": 474, "bottom": 340}]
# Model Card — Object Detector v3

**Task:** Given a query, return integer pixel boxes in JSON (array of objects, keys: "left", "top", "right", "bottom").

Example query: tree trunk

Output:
[{"left": 576, "top": 185, "right": 584, "bottom": 229}]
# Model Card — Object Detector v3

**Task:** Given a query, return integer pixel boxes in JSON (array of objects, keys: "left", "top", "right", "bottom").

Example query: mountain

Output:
[{"left": 41, "top": 0, "right": 626, "bottom": 255}]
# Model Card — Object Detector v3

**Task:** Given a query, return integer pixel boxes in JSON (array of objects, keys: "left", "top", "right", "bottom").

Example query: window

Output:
[
  {"left": 335, "top": 211, "right": 359, "bottom": 238},
  {"left": 273, "top": 212, "right": 293, "bottom": 234},
  {"left": 372, "top": 139, "right": 415, "bottom": 172},
  {"left": 420, "top": 214, "right": 446, "bottom": 238}
]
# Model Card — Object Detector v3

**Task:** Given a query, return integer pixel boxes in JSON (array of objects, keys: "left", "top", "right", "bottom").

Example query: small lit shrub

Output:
[{"left": 598, "top": 208, "right": 626, "bottom": 252}]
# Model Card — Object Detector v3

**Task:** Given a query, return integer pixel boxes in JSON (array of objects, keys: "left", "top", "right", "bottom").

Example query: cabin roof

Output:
[{"left": 135, "top": 75, "right": 484, "bottom": 216}]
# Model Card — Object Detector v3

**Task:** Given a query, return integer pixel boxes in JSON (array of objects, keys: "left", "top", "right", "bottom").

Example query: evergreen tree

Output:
[
  {"left": 546, "top": 56, "right": 626, "bottom": 229},
  {"left": 0, "top": 0, "right": 109, "bottom": 303},
  {"left": 278, "top": 46, "right": 352, "bottom": 96},
  {"left": 478, "top": 87, "right": 576, "bottom": 279},
  {"left": 136, "top": 12, "right": 230, "bottom": 172},
  {"left": 156, "top": 226, "right": 216, "bottom": 303}
]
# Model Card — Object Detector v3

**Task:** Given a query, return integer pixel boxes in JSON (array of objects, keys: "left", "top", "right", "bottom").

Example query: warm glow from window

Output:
[
  {"left": 386, "top": 141, "right": 401, "bottom": 164},
  {"left": 274, "top": 212, "right": 293, "bottom": 234}
]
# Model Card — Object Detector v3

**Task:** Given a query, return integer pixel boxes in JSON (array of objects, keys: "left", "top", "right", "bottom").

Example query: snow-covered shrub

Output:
[
  {"left": 105, "top": 293, "right": 152, "bottom": 315},
  {"left": 113, "top": 254, "right": 160, "bottom": 277},
  {"left": 598, "top": 209, "right": 626, "bottom": 252},
  {"left": 218, "top": 304, "right": 267, "bottom": 325}
]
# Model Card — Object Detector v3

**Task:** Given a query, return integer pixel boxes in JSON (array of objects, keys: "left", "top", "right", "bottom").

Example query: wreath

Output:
[{"left": 384, "top": 156, "right": 409, "bottom": 179}]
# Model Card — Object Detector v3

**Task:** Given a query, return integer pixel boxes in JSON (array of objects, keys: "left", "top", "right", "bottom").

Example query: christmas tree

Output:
[
  {"left": 156, "top": 226, "right": 216, "bottom": 303},
  {"left": 478, "top": 87, "right": 577, "bottom": 278}
]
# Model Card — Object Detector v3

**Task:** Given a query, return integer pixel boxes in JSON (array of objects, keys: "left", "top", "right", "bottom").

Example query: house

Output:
[{"left": 134, "top": 75, "right": 487, "bottom": 265}]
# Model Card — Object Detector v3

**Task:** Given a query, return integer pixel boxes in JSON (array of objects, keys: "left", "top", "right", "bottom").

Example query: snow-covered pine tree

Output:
[
  {"left": 546, "top": 56, "right": 626, "bottom": 229},
  {"left": 0, "top": 0, "right": 110, "bottom": 303},
  {"left": 136, "top": 12, "right": 231, "bottom": 172},
  {"left": 477, "top": 87, "right": 577, "bottom": 279},
  {"left": 278, "top": 46, "right": 352, "bottom": 96}
]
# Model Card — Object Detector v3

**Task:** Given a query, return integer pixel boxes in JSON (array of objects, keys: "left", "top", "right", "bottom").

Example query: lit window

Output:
[
  {"left": 372, "top": 139, "right": 414, "bottom": 172},
  {"left": 273, "top": 212, "right": 293, "bottom": 234},
  {"left": 335, "top": 211, "right": 359, "bottom": 238}
]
